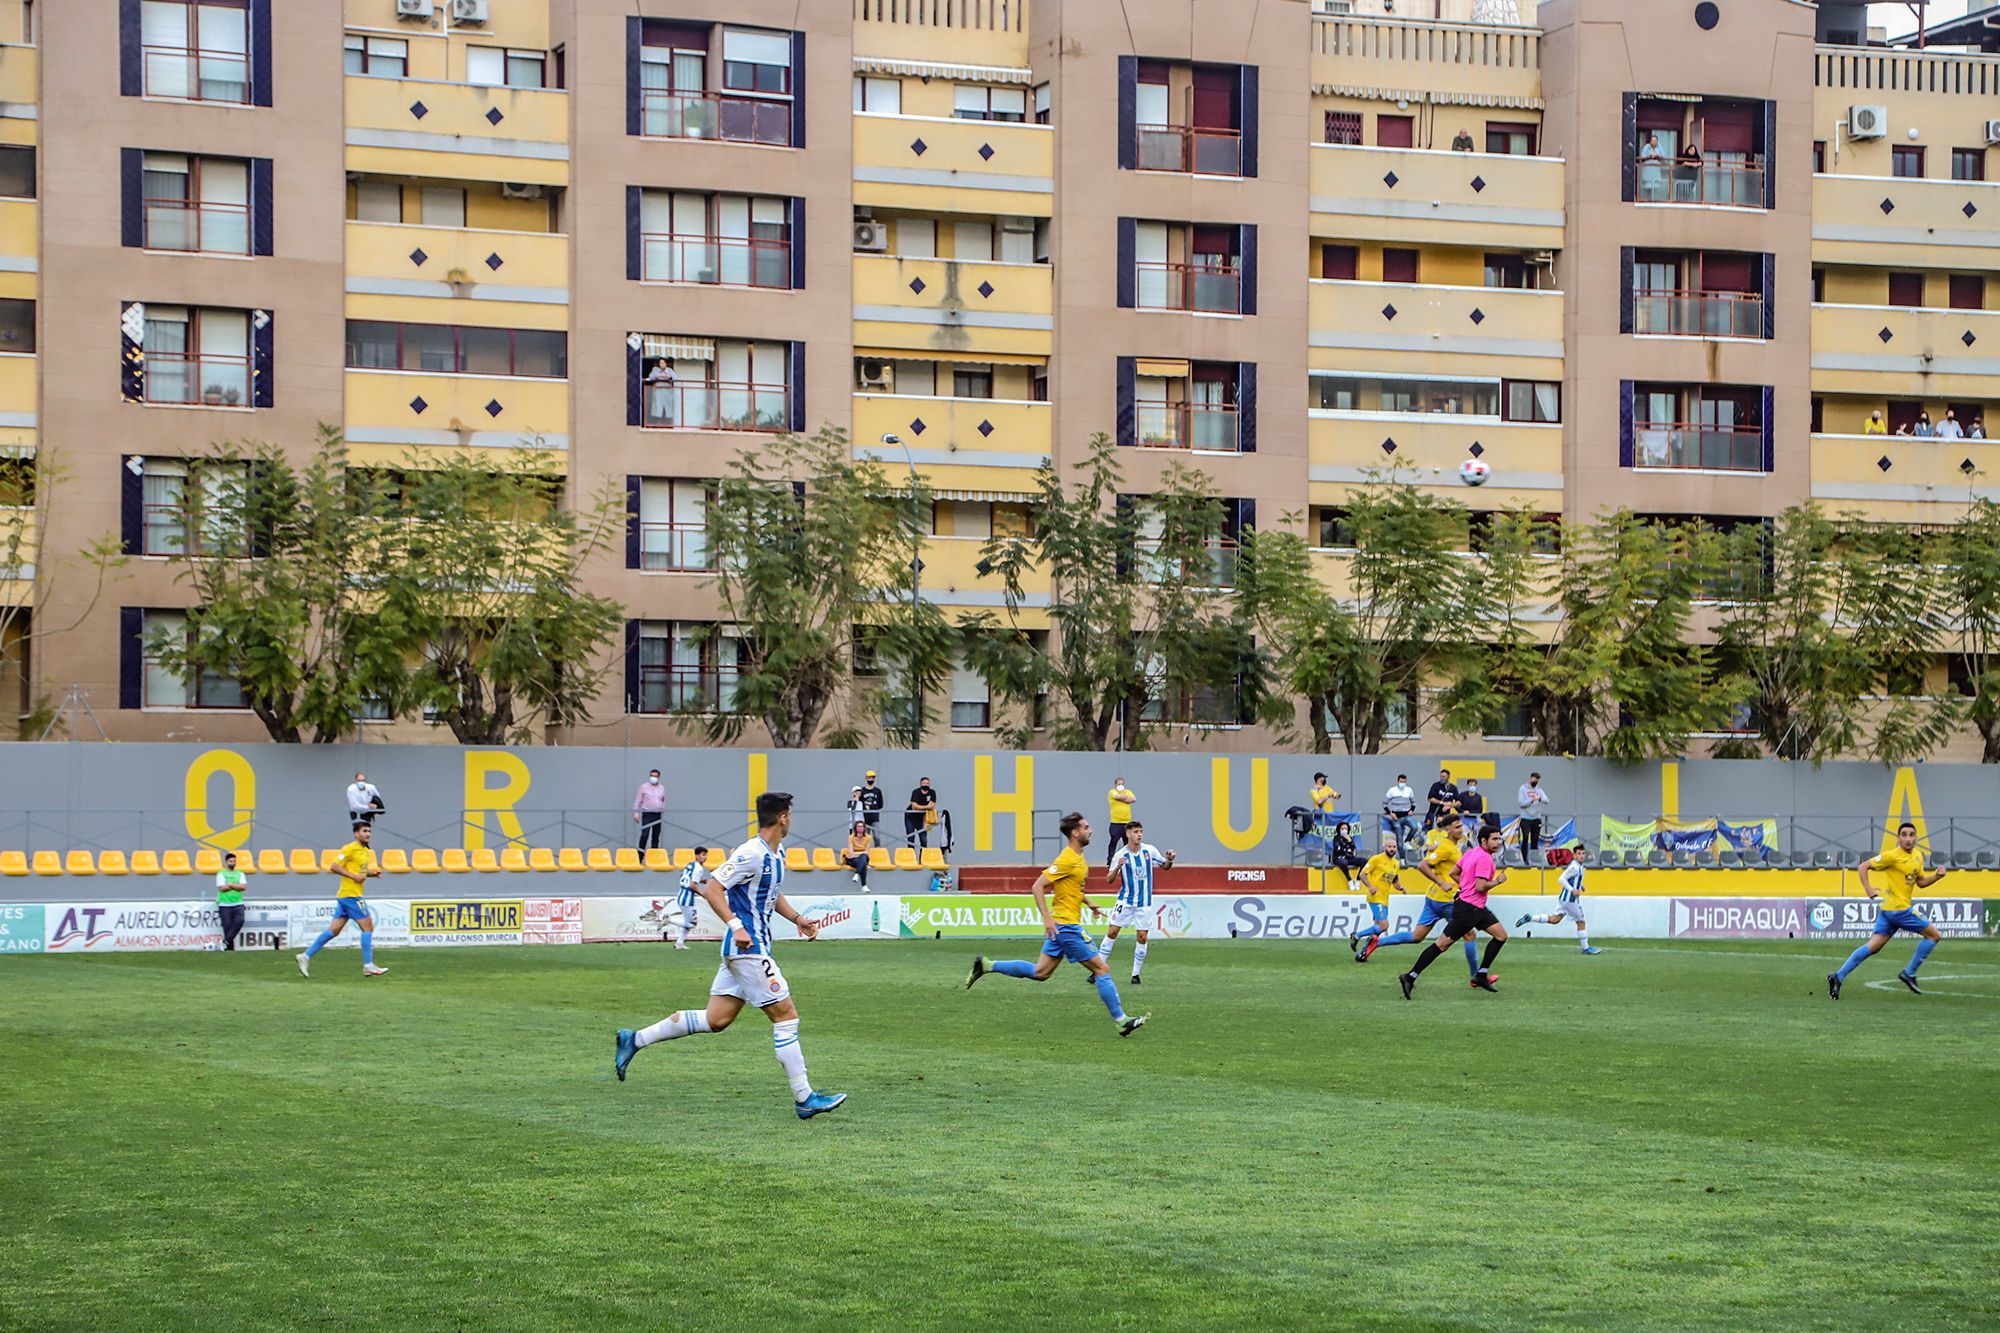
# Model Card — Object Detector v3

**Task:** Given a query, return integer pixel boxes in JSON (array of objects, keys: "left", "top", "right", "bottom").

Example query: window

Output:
[
  {"left": 950, "top": 653, "right": 991, "bottom": 730},
  {"left": 1484, "top": 121, "right": 1536, "bottom": 155},
  {"left": 142, "top": 306, "right": 249, "bottom": 405},
  {"left": 638, "top": 478, "right": 713, "bottom": 572},
  {"left": 1892, "top": 145, "right": 1925, "bottom": 178},
  {"left": 1484, "top": 699, "right": 1533, "bottom": 740},
  {"left": 142, "top": 153, "right": 249, "bottom": 254},
  {"left": 420, "top": 187, "right": 466, "bottom": 228},
  {"left": 953, "top": 220, "right": 994, "bottom": 262},
  {"left": 1314, "top": 508, "right": 1354, "bottom": 549},
  {"left": 1311, "top": 373, "right": 1500, "bottom": 417},
  {"left": 1953, "top": 148, "right": 1987, "bottom": 182},
  {"left": 1949, "top": 274, "right": 1986, "bottom": 311},
  {"left": 634, "top": 622, "right": 743, "bottom": 714},
  {"left": 722, "top": 27, "right": 790, "bottom": 95},
  {"left": 467, "top": 46, "right": 546, "bottom": 89},
  {"left": 1483, "top": 254, "right": 1530, "bottom": 289},
  {"left": 353, "top": 180, "right": 401, "bottom": 223},
  {"left": 640, "top": 24, "right": 792, "bottom": 146},
  {"left": 343, "top": 34, "right": 407, "bottom": 77},
  {"left": 1134, "top": 221, "right": 1242, "bottom": 314},
  {"left": 637, "top": 335, "right": 790, "bottom": 431},
  {"left": 1502, "top": 380, "right": 1561, "bottom": 424},
  {"left": 141, "top": 609, "right": 244, "bottom": 709},
  {"left": 1812, "top": 267, "right": 1825, "bottom": 303},
  {"left": 1813, "top": 140, "right": 1826, "bottom": 173},
  {"left": 1888, "top": 272, "right": 1924, "bottom": 309},
  {"left": 853, "top": 76, "right": 901, "bottom": 114},
  {"left": 1376, "top": 114, "right": 1413, "bottom": 148},
  {"left": 894, "top": 218, "right": 936, "bottom": 259},
  {"left": 1034, "top": 83, "right": 1050, "bottom": 125},
  {"left": 1320, "top": 245, "right": 1357, "bottom": 280},
  {"left": 141, "top": 0, "right": 249, "bottom": 103},
  {"left": 934, "top": 500, "right": 992, "bottom": 539},
  {"left": 952, "top": 367, "right": 993, "bottom": 400},
  {"left": 0, "top": 145, "right": 31, "bottom": 199},
  {"left": 343, "top": 321, "right": 568, "bottom": 378},
  {"left": 1381, "top": 249, "right": 1419, "bottom": 283},
  {"left": 954, "top": 84, "right": 1026, "bottom": 123},
  {"left": 139, "top": 457, "right": 249, "bottom": 556},
  {"left": 0, "top": 298, "right": 32, "bottom": 353},
  {"left": 640, "top": 191, "right": 792, "bottom": 288},
  {"left": 1324, "top": 111, "right": 1361, "bottom": 145}
]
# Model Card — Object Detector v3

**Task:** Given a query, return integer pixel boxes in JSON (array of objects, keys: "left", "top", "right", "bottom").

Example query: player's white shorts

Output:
[
  {"left": 1554, "top": 899, "right": 1586, "bottom": 923},
  {"left": 1108, "top": 900, "right": 1155, "bottom": 930},
  {"left": 710, "top": 954, "right": 792, "bottom": 1007}
]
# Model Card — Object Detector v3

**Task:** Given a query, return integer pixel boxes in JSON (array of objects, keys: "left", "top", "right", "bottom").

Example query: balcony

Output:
[
  {"left": 1812, "top": 433, "right": 2000, "bottom": 521},
  {"left": 0, "top": 199, "right": 32, "bottom": 301},
  {"left": 1137, "top": 261, "right": 1241, "bottom": 316},
  {"left": 1812, "top": 172, "right": 2000, "bottom": 268},
  {"left": 1633, "top": 156, "right": 1765, "bottom": 209},
  {"left": 1632, "top": 289, "right": 1764, "bottom": 340},
  {"left": 1136, "top": 123, "right": 1243, "bottom": 177},
  {"left": 344, "top": 76, "right": 570, "bottom": 188},
  {"left": 636, "top": 523, "right": 713, "bottom": 574},
  {"left": 853, "top": 113, "right": 1054, "bottom": 218},
  {"left": 1134, "top": 402, "right": 1241, "bottom": 453},
  {"left": 639, "top": 234, "right": 790, "bottom": 290},
  {"left": 345, "top": 222, "right": 569, "bottom": 317},
  {"left": 142, "top": 352, "right": 249, "bottom": 407},
  {"left": 854, "top": 394, "right": 1051, "bottom": 495},
  {"left": 634, "top": 663, "right": 742, "bottom": 716},
  {"left": 1811, "top": 303, "right": 2000, "bottom": 402},
  {"left": 0, "top": 511, "right": 35, "bottom": 607},
  {"left": 852, "top": 254, "right": 1053, "bottom": 358},
  {"left": 1309, "top": 280, "right": 1563, "bottom": 375},
  {"left": 1309, "top": 144, "right": 1564, "bottom": 249},
  {"left": 853, "top": 0, "right": 1030, "bottom": 71},
  {"left": 639, "top": 90, "right": 791, "bottom": 147},
  {"left": 1631, "top": 423, "right": 1763, "bottom": 472},
  {"left": 642, "top": 381, "right": 790, "bottom": 434},
  {"left": 915, "top": 536, "right": 1051, "bottom": 625},
  {"left": 1312, "top": 16, "right": 1542, "bottom": 107},
  {"left": 0, "top": 43, "right": 33, "bottom": 107},
  {"left": 343, "top": 370, "right": 569, "bottom": 456},
  {"left": 1308, "top": 414, "right": 1562, "bottom": 505}
]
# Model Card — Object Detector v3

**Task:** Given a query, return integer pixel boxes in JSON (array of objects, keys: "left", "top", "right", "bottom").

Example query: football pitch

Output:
[{"left": 3, "top": 938, "right": 1998, "bottom": 1331}]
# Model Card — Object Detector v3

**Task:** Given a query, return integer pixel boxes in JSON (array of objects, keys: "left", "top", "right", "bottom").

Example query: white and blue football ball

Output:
[{"left": 1458, "top": 458, "right": 1491, "bottom": 487}]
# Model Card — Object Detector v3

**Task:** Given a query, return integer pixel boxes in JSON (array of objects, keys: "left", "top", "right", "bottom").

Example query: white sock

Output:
[
  {"left": 772, "top": 1019, "right": 812, "bottom": 1101},
  {"left": 1132, "top": 942, "right": 1149, "bottom": 975},
  {"left": 1578, "top": 934, "right": 1590, "bottom": 950},
  {"left": 1099, "top": 936, "right": 1117, "bottom": 960},
  {"left": 673, "top": 922, "right": 687, "bottom": 945},
  {"left": 635, "top": 1009, "right": 710, "bottom": 1048}
]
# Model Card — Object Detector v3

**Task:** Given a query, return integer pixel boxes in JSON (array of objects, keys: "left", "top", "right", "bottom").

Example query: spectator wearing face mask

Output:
[{"left": 632, "top": 768, "right": 667, "bottom": 851}]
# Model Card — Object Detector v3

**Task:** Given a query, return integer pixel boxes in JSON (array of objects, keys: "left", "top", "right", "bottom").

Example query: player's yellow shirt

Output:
[
  {"left": 1868, "top": 845, "right": 1927, "bottom": 912},
  {"left": 1107, "top": 787, "right": 1135, "bottom": 823},
  {"left": 1360, "top": 852, "right": 1400, "bottom": 906},
  {"left": 333, "top": 841, "right": 373, "bottom": 898},
  {"left": 1043, "top": 846, "right": 1091, "bottom": 925},
  {"left": 1310, "top": 784, "right": 1339, "bottom": 813},
  {"left": 1422, "top": 830, "right": 1462, "bottom": 902}
]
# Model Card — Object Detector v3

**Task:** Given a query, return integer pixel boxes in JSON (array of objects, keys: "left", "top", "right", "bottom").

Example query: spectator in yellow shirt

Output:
[
  {"left": 1863, "top": 410, "right": 1887, "bottom": 435},
  {"left": 1106, "top": 778, "right": 1137, "bottom": 867}
]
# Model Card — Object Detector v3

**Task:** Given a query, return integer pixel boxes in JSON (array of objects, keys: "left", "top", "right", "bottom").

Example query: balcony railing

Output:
[
  {"left": 1635, "top": 156, "right": 1765, "bottom": 208},
  {"left": 1134, "top": 402, "right": 1241, "bottom": 452},
  {"left": 142, "top": 504, "right": 248, "bottom": 559},
  {"left": 143, "top": 352, "right": 250, "bottom": 407},
  {"left": 1136, "top": 261, "right": 1241, "bottom": 314},
  {"left": 637, "top": 523, "right": 714, "bottom": 573},
  {"left": 640, "top": 234, "right": 791, "bottom": 289},
  {"left": 143, "top": 46, "right": 249, "bottom": 104},
  {"left": 1632, "top": 422, "right": 1763, "bottom": 471},
  {"left": 635, "top": 665, "right": 742, "bottom": 714},
  {"left": 643, "top": 381, "right": 790, "bottom": 432},
  {"left": 639, "top": 89, "right": 791, "bottom": 146},
  {"left": 143, "top": 197, "right": 251, "bottom": 256},
  {"left": 1632, "top": 289, "right": 1764, "bottom": 339},
  {"left": 1136, "top": 538, "right": 1241, "bottom": 588},
  {"left": 1135, "top": 123, "right": 1243, "bottom": 176}
]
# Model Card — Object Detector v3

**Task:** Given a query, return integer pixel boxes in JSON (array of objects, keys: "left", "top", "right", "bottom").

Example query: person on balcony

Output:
[
  {"left": 1451, "top": 127, "right": 1475, "bottom": 152},
  {"left": 1972, "top": 418, "right": 1987, "bottom": 440},
  {"left": 1864, "top": 410, "right": 1888, "bottom": 435},
  {"left": 1676, "top": 137, "right": 1703, "bottom": 202},
  {"left": 1639, "top": 132, "right": 1668, "bottom": 200},
  {"left": 1915, "top": 411, "right": 1936, "bottom": 438},
  {"left": 645, "top": 358, "right": 677, "bottom": 426},
  {"left": 1937, "top": 409, "right": 1965, "bottom": 440}
]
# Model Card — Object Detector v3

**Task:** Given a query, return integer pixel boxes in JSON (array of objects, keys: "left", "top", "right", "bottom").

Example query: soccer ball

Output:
[{"left": 1458, "top": 458, "right": 1491, "bottom": 487}]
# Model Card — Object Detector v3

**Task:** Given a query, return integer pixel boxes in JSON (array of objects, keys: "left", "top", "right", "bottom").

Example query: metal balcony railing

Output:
[
  {"left": 636, "top": 522, "right": 714, "bottom": 573},
  {"left": 1635, "top": 155, "right": 1765, "bottom": 207},
  {"left": 1135, "top": 261, "right": 1241, "bottom": 314},
  {"left": 639, "top": 234, "right": 791, "bottom": 289},
  {"left": 642, "top": 381, "right": 790, "bottom": 432},
  {"left": 143, "top": 197, "right": 251, "bottom": 255},
  {"left": 1134, "top": 401, "right": 1242, "bottom": 452},
  {"left": 1135, "top": 123, "right": 1244, "bottom": 176},
  {"left": 1632, "top": 421, "right": 1763, "bottom": 471},
  {"left": 639, "top": 89, "right": 791, "bottom": 146},
  {"left": 143, "top": 352, "right": 250, "bottom": 407},
  {"left": 1632, "top": 289, "right": 1764, "bottom": 339}
]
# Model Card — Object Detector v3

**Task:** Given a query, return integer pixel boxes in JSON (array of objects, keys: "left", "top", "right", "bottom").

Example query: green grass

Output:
[{"left": 3, "top": 937, "right": 1999, "bottom": 1331}]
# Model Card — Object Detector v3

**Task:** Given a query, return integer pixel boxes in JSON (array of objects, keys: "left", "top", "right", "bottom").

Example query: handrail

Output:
[
  {"left": 141, "top": 44, "right": 249, "bottom": 103},
  {"left": 1630, "top": 288, "right": 1765, "bottom": 338},
  {"left": 1133, "top": 401, "right": 1242, "bottom": 452},
  {"left": 1631, "top": 421, "right": 1763, "bottom": 471},
  {"left": 1134, "top": 122, "right": 1244, "bottom": 176},
  {"left": 638, "top": 88, "right": 791, "bottom": 146},
  {"left": 1134, "top": 260, "right": 1241, "bottom": 314},
  {"left": 639, "top": 233, "right": 792, "bottom": 288},
  {"left": 642, "top": 380, "right": 791, "bottom": 432},
  {"left": 142, "top": 196, "right": 251, "bottom": 255},
  {"left": 634, "top": 665, "right": 744, "bottom": 715},
  {"left": 1634, "top": 155, "right": 1766, "bottom": 207},
  {"left": 636, "top": 522, "right": 714, "bottom": 573},
  {"left": 142, "top": 351, "right": 250, "bottom": 406}
]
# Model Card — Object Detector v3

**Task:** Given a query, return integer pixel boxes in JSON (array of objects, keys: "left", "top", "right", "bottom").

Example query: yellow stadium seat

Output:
[
  {"left": 321, "top": 848, "right": 343, "bottom": 870},
  {"left": 530, "top": 848, "right": 558, "bottom": 872},
  {"left": 785, "top": 847, "right": 811, "bottom": 871},
  {"left": 704, "top": 847, "right": 724, "bottom": 869},
  {"left": 99, "top": 851, "right": 129, "bottom": 876},
  {"left": 868, "top": 848, "right": 892, "bottom": 870},
  {"left": 442, "top": 849, "right": 471, "bottom": 872},
  {"left": 558, "top": 848, "right": 588, "bottom": 872},
  {"left": 0, "top": 850, "right": 28, "bottom": 876},
  {"left": 587, "top": 848, "right": 616, "bottom": 871},
  {"left": 162, "top": 850, "right": 193, "bottom": 875},
  {"left": 129, "top": 851, "right": 161, "bottom": 876},
  {"left": 257, "top": 849, "right": 287, "bottom": 874},
  {"left": 65, "top": 851, "right": 97, "bottom": 876},
  {"left": 379, "top": 848, "right": 410, "bottom": 874},
  {"left": 410, "top": 848, "right": 441, "bottom": 873},
  {"left": 650, "top": 848, "right": 678, "bottom": 871},
  {"left": 920, "top": 847, "right": 946, "bottom": 870},
  {"left": 471, "top": 848, "right": 500, "bottom": 873},
  {"left": 893, "top": 848, "right": 920, "bottom": 871},
  {"left": 811, "top": 847, "right": 840, "bottom": 871},
  {"left": 194, "top": 849, "right": 223, "bottom": 875},
  {"left": 32, "top": 851, "right": 61, "bottom": 876},
  {"left": 289, "top": 849, "right": 319, "bottom": 874},
  {"left": 615, "top": 848, "right": 643, "bottom": 872},
  {"left": 501, "top": 847, "right": 530, "bottom": 872}
]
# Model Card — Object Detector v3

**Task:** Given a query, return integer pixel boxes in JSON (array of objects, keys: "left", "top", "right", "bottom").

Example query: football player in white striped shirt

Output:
[
  {"left": 1097, "top": 821, "right": 1175, "bottom": 985},
  {"left": 614, "top": 792, "right": 847, "bottom": 1119},
  {"left": 1515, "top": 848, "right": 1601, "bottom": 954},
  {"left": 671, "top": 846, "right": 709, "bottom": 950}
]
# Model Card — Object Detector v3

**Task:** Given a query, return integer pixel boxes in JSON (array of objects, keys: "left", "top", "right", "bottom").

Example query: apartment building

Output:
[{"left": 3, "top": 0, "right": 1997, "bottom": 753}]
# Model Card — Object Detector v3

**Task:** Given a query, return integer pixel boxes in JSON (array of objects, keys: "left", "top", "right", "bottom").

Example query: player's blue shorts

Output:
[
  {"left": 1418, "top": 898, "right": 1455, "bottom": 927},
  {"left": 1041, "top": 924, "right": 1098, "bottom": 964},
  {"left": 1872, "top": 908, "right": 1931, "bottom": 938},
  {"left": 333, "top": 896, "right": 373, "bottom": 922},
  {"left": 1368, "top": 901, "right": 1389, "bottom": 923}
]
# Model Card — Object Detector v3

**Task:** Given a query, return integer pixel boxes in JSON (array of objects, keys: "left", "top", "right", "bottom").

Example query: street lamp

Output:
[{"left": 881, "top": 433, "right": 923, "bottom": 747}]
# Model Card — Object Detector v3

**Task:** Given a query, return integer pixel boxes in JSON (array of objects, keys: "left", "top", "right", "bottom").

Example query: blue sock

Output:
[
  {"left": 1835, "top": 943, "right": 1873, "bottom": 980},
  {"left": 360, "top": 931, "right": 374, "bottom": 965},
  {"left": 993, "top": 959, "right": 1037, "bottom": 979},
  {"left": 1093, "top": 972, "right": 1125, "bottom": 1020},
  {"left": 1377, "top": 930, "right": 1415, "bottom": 948},
  {"left": 1355, "top": 923, "right": 1383, "bottom": 940},
  {"left": 1463, "top": 938, "right": 1480, "bottom": 976},
  {"left": 1906, "top": 938, "right": 1937, "bottom": 976},
  {"left": 305, "top": 928, "right": 334, "bottom": 958}
]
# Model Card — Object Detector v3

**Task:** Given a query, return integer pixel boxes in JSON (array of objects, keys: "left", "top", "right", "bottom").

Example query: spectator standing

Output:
[
  {"left": 1639, "top": 132, "right": 1667, "bottom": 199},
  {"left": 1915, "top": 411, "right": 1935, "bottom": 437},
  {"left": 1864, "top": 410, "right": 1887, "bottom": 435},
  {"left": 1451, "top": 127, "right": 1475, "bottom": 152},
  {"left": 644, "top": 358, "right": 677, "bottom": 425},
  {"left": 1425, "top": 768, "right": 1459, "bottom": 831},
  {"left": 1516, "top": 772, "right": 1551, "bottom": 851},
  {"left": 905, "top": 776, "right": 938, "bottom": 849},
  {"left": 847, "top": 786, "right": 867, "bottom": 828},
  {"left": 1310, "top": 772, "right": 1341, "bottom": 817},
  {"left": 346, "top": 772, "right": 383, "bottom": 828},
  {"left": 1106, "top": 777, "right": 1138, "bottom": 867},
  {"left": 858, "top": 771, "right": 885, "bottom": 831},
  {"left": 1459, "top": 779, "right": 1487, "bottom": 831},
  {"left": 1937, "top": 409, "right": 1965, "bottom": 440},
  {"left": 215, "top": 852, "right": 248, "bottom": 951},
  {"left": 843, "top": 822, "right": 875, "bottom": 887},
  {"left": 632, "top": 768, "right": 666, "bottom": 851},
  {"left": 1384, "top": 774, "right": 1421, "bottom": 857},
  {"left": 1676, "top": 137, "right": 1703, "bottom": 201}
]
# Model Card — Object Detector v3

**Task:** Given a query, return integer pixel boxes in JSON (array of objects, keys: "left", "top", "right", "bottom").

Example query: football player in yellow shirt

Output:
[
  {"left": 1350, "top": 835, "right": 1400, "bottom": 962},
  {"left": 1364, "top": 813, "right": 1484, "bottom": 981},
  {"left": 297, "top": 821, "right": 387, "bottom": 978},
  {"left": 1828, "top": 821, "right": 1948, "bottom": 999},
  {"left": 966, "top": 811, "right": 1147, "bottom": 1037}
]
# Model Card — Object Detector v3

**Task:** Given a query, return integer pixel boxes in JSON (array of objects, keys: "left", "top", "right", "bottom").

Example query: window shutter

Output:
[
  {"left": 1618, "top": 246, "right": 1634, "bottom": 334},
  {"left": 788, "top": 32, "right": 807, "bottom": 149},
  {"left": 1113, "top": 495, "right": 1133, "bottom": 578},
  {"left": 626, "top": 334, "right": 643, "bottom": 426},
  {"left": 1117, "top": 56, "right": 1137, "bottom": 171},
  {"left": 788, "top": 197, "right": 806, "bottom": 290},
  {"left": 121, "top": 457, "right": 143, "bottom": 555},
  {"left": 1618, "top": 380, "right": 1635, "bottom": 468},
  {"left": 789, "top": 342, "right": 806, "bottom": 432},
  {"left": 252, "top": 158, "right": 275, "bottom": 256},
  {"left": 119, "top": 0, "right": 142, "bottom": 97},
  {"left": 1115, "top": 356, "right": 1135, "bottom": 445},
  {"left": 1239, "top": 224, "right": 1257, "bottom": 316},
  {"left": 120, "top": 302, "right": 145, "bottom": 403},
  {"left": 250, "top": 0, "right": 273, "bottom": 107},
  {"left": 120, "top": 607, "right": 143, "bottom": 709},
  {"left": 1761, "top": 253, "right": 1777, "bottom": 339},
  {"left": 1233, "top": 498, "right": 1256, "bottom": 540},
  {"left": 624, "top": 620, "right": 640, "bottom": 713},
  {"left": 625, "top": 17, "right": 643, "bottom": 137},
  {"left": 252, "top": 311, "right": 274, "bottom": 408},
  {"left": 248, "top": 461, "right": 272, "bottom": 557},
  {"left": 1115, "top": 218, "right": 1136, "bottom": 308},
  {"left": 625, "top": 186, "right": 641, "bottom": 281},
  {"left": 1761, "top": 100, "right": 1778, "bottom": 209},
  {"left": 1237, "top": 362, "right": 1257, "bottom": 453},
  {"left": 625, "top": 477, "right": 642, "bottom": 570},
  {"left": 1621, "top": 93, "right": 1639, "bottom": 201},
  {"left": 1761, "top": 386, "right": 1775, "bottom": 472},
  {"left": 1237, "top": 65, "right": 1259, "bottom": 178},
  {"left": 120, "top": 149, "right": 144, "bottom": 249}
]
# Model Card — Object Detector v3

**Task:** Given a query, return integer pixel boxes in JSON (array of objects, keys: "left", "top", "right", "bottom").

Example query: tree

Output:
[
  {"left": 1233, "top": 520, "right": 1353, "bottom": 753},
  {"left": 966, "top": 434, "right": 1249, "bottom": 751},
  {"left": 1940, "top": 499, "right": 2000, "bottom": 763},
  {"left": 0, "top": 448, "right": 126, "bottom": 737}
]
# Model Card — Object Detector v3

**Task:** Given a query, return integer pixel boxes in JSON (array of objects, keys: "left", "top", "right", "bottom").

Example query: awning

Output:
[
  {"left": 855, "top": 347, "right": 1047, "bottom": 367},
  {"left": 934, "top": 489, "right": 1036, "bottom": 503},
  {"left": 1312, "top": 82, "right": 1544, "bottom": 110},
  {"left": 637, "top": 334, "right": 713, "bottom": 361},
  {"left": 853, "top": 56, "right": 1036, "bottom": 85},
  {"left": 1135, "top": 357, "right": 1191, "bottom": 378}
]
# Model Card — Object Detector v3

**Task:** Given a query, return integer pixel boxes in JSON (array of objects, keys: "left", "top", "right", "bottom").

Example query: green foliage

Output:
[
  {"left": 0, "top": 448, "right": 126, "bottom": 737},
  {"left": 1233, "top": 521, "right": 1353, "bottom": 753},
  {"left": 1939, "top": 499, "right": 2000, "bottom": 763}
]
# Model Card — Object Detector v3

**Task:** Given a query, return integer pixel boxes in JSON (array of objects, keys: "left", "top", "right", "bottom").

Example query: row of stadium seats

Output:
[
  {"left": 0, "top": 845, "right": 949, "bottom": 877},
  {"left": 1597, "top": 849, "right": 1999, "bottom": 869}
]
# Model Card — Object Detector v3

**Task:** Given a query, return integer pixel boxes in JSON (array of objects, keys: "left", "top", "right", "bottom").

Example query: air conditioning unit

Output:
[
  {"left": 450, "top": 0, "right": 488, "bottom": 23},
  {"left": 395, "top": 0, "right": 434, "bottom": 17},
  {"left": 1985, "top": 118, "right": 2000, "bottom": 145},
  {"left": 1848, "top": 105, "right": 1888, "bottom": 139},
  {"left": 854, "top": 221, "right": 888, "bottom": 252},
  {"left": 499, "top": 182, "right": 544, "bottom": 199},
  {"left": 858, "top": 359, "right": 891, "bottom": 389}
]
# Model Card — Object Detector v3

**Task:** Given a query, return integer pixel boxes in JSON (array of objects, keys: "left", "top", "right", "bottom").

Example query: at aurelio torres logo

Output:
[{"left": 48, "top": 906, "right": 113, "bottom": 951}]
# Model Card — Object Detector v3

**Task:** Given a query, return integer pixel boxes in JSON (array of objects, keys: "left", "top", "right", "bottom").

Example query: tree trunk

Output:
[
  {"left": 1309, "top": 695, "right": 1331, "bottom": 754},
  {"left": 1980, "top": 716, "right": 2000, "bottom": 764}
]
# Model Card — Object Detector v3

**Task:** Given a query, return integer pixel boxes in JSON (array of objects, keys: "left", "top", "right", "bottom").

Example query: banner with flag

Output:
[
  {"left": 1717, "top": 818, "right": 1779, "bottom": 855},
  {"left": 1599, "top": 817, "right": 1659, "bottom": 857},
  {"left": 1656, "top": 817, "right": 1720, "bottom": 854}
]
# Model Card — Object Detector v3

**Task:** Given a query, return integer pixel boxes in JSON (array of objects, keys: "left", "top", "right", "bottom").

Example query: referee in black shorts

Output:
[{"left": 1400, "top": 823, "right": 1510, "bottom": 997}]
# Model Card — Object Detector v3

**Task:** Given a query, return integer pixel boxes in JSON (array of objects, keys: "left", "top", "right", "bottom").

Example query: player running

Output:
[
  {"left": 1350, "top": 835, "right": 1401, "bottom": 962},
  {"left": 1097, "top": 820, "right": 1176, "bottom": 985},
  {"left": 614, "top": 792, "right": 847, "bottom": 1119},
  {"left": 1827, "top": 821, "right": 1949, "bottom": 999},
  {"left": 1399, "top": 823, "right": 1510, "bottom": 999},
  {"left": 1364, "top": 813, "right": 1482, "bottom": 981},
  {"left": 671, "top": 845, "right": 709, "bottom": 950},
  {"left": 1516, "top": 848, "right": 1601, "bottom": 954},
  {"left": 296, "top": 821, "right": 387, "bottom": 978},
  {"left": 965, "top": 811, "right": 1148, "bottom": 1037}
]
